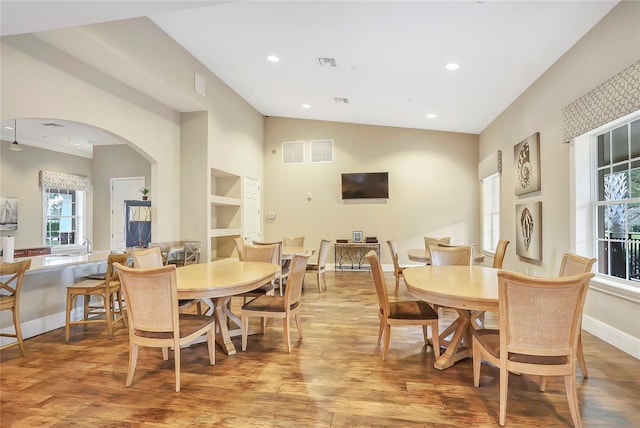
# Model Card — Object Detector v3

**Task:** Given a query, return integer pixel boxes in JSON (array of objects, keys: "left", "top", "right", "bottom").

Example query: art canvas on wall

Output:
[
  {"left": 0, "top": 197, "right": 18, "bottom": 230},
  {"left": 514, "top": 132, "right": 541, "bottom": 195},
  {"left": 516, "top": 202, "right": 542, "bottom": 260}
]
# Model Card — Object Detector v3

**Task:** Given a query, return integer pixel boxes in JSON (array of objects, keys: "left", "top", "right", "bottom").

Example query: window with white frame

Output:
[
  {"left": 479, "top": 151, "right": 502, "bottom": 254},
  {"left": 593, "top": 115, "right": 640, "bottom": 283},
  {"left": 43, "top": 188, "right": 84, "bottom": 247},
  {"left": 481, "top": 173, "right": 501, "bottom": 253}
]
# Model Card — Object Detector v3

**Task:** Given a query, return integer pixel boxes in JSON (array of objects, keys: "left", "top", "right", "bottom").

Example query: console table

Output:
[{"left": 334, "top": 242, "right": 380, "bottom": 270}]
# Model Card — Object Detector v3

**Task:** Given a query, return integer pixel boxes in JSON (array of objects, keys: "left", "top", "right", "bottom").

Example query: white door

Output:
[
  {"left": 111, "top": 177, "right": 145, "bottom": 251},
  {"left": 243, "top": 177, "right": 261, "bottom": 242}
]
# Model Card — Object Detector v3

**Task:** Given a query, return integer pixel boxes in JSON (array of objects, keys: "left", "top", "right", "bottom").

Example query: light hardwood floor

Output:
[{"left": 1, "top": 270, "right": 638, "bottom": 427}]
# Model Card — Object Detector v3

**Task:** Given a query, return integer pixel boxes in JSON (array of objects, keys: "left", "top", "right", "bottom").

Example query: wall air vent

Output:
[
  {"left": 317, "top": 57, "right": 337, "bottom": 67},
  {"left": 42, "top": 123, "right": 64, "bottom": 127},
  {"left": 334, "top": 97, "right": 349, "bottom": 104},
  {"left": 282, "top": 141, "right": 305, "bottom": 165}
]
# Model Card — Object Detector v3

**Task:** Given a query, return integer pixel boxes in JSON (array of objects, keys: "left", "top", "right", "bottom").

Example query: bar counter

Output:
[{"left": 0, "top": 251, "right": 111, "bottom": 346}]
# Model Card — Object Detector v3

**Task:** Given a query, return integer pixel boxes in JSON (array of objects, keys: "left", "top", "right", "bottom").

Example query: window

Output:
[
  {"left": 481, "top": 173, "right": 501, "bottom": 253},
  {"left": 593, "top": 116, "right": 640, "bottom": 283},
  {"left": 43, "top": 188, "right": 85, "bottom": 247}
]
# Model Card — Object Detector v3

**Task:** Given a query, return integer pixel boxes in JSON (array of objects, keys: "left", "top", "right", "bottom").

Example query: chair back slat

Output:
[
  {"left": 234, "top": 237, "right": 246, "bottom": 261},
  {"left": 283, "top": 236, "right": 305, "bottom": 247},
  {"left": 429, "top": 245, "right": 473, "bottom": 266},
  {"left": 132, "top": 247, "right": 164, "bottom": 268},
  {"left": 386, "top": 239, "right": 402, "bottom": 274},
  {"left": 423, "top": 236, "right": 450, "bottom": 259},
  {"left": 317, "top": 239, "right": 331, "bottom": 269},
  {"left": 115, "top": 263, "right": 178, "bottom": 333},
  {"left": 0, "top": 259, "right": 31, "bottom": 296},
  {"left": 492, "top": 239, "right": 510, "bottom": 269},
  {"left": 183, "top": 241, "right": 201, "bottom": 265},
  {"left": 246, "top": 243, "right": 280, "bottom": 265},
  {"left": 148, "top": 244, "right": 171, "bottom": 265},
  {"left": 498, "top": 270, "right": 593, "bottom": 356},
  {"left": 284, "top": 254, "right": 310, "bottom": 306},
  {"left": 559, "top": 253, "right": 597, "bottom": 276},
  {"left": 365, "top": 251, "right": 390, "bottom": 315}
]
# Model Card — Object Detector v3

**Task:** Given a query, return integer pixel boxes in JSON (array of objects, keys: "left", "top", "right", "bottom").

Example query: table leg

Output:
[
  {"left": 434, "top": 309, "right": 473, "bottom": 370},
  {"left": 213, "top": 297, "right": 236, "bottom": 355}
]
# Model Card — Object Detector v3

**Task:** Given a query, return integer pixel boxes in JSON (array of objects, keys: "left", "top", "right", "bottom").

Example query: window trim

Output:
[
  {"left": 481, "top": 172, "right": 501, "bottom": 255},
  {"left": 571, "top": 109, "right": 640, "bottom": 302},
  {"left": 42, "top": 187, "right": 85, "bottom": 248}
]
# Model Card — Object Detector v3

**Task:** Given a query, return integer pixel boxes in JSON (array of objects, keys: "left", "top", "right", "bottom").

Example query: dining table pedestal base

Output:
[{"left": 434, "top": 308, "right": 484, "bottom": 370}]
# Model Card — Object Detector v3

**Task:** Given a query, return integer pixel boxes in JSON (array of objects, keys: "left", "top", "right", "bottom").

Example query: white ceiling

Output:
[{"left": 0, "top": 1, "right": 619, "bottom": 156}]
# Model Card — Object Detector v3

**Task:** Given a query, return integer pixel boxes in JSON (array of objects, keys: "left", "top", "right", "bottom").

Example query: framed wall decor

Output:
[
  {"left": 352, "top": 230, "right": 363, "bottom": 243},
  {"left": 516, "top": 202, "right": 542, "bottom": 260},
  {"left": 514, "top": 132, "right": 541, "bottom": 195},
  {"left": 0, "top": 197, "right": 18, "bottom": 231}
]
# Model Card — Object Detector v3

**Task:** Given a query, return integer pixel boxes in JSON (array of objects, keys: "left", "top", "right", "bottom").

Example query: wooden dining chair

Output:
[
  {"left": 132, "top": 247, "right": 164, "bottom": 268},
  {"left": 174, "top": 241, "right": 201, "bottom": 266},
  {"left": 365, "top": 251, "right": 440, "bottom": 361},
  {"left": 133, "top": 246, "right": 203, "bottom": 314},
  {"left": 283, "top": 236, "right": 305, "bottom": 247},
  {"left": 429, "top": 245, "right": 473, "bottom": 266},
  {"left": 423, "top": 236, "right": 450, "bottom": 262},
  {"left": 386, "top": 239, "right": 408, "bottom": 296},
  {"left": 492, "top": 239, "right": 510, "bottom": 269},
  {"left": 114, "top": 263, "right": 215, "bottom": 392},
  {"left": 305, "top": 239, "right": 331, "bottom": 292},
  {"left": 148, "top": 243, "right": 171, "bottom": 265},
  {"left": 252, "top": 241, "right": 287, "bottom": 296},
  {"left": 472, "top": 270, "right": 594, "bottom": 428},
  {"left": 0, "top": 259, "right": 31, "bottom": 356},
  {"left": 429, "top": 244, "right": 475, "bottom": 333},
  {"left": 65, "top": 253, "right": 128, "bottom": 342},
  {"left": 234, "top": 236, "right": 245, "bottom": 261},
  {"left": 559, "top": 253, "right": 597, "bottom": 379},
  {"left": 241, "top": 254, "right": 310, "bottom": 353},
  {"left": 238, "top": 243, "right": 279, "bottom": 302}
]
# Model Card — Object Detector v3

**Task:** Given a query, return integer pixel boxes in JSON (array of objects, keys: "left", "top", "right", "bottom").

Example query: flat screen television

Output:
[{"left": 341, "top": 172, "right": 389, "bottom": 199}]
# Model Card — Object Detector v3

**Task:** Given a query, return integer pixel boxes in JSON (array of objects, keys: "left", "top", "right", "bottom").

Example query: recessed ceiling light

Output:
[
  {"left": 302, "top": 104, "right": 311, "bottom": 109},
  {"left": 445, "top": 63, "right": 459, "bottom": 71},
  {"left": 4, "top": 126, "right": 14, "bottom": 130},
  {"left": 426, "top": 113, "right": 437, "bottom": 119},
  {"left": 267, "top": 55, "right": 280, "bottom": 63}
]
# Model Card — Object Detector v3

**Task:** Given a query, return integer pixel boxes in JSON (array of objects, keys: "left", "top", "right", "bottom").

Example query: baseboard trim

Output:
[{"left": 583, "top": 314, "right": 640, "bottom": 359}]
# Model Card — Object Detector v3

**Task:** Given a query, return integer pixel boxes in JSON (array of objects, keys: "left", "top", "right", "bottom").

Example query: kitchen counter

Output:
[
  {"left": 0, "top": 251, "right": 111, "bottom": 273},
  {"left": 0, "top": 251, "right": 113, "bottom": 346}
]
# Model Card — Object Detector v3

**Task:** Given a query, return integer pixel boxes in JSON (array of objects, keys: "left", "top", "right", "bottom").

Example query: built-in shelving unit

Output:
[{"left": 210, "top": 168, "right": 242, "bottom": 259}]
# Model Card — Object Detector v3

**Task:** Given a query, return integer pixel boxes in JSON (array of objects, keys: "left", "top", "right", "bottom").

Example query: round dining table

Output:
[
  {"left": 403, "top": 265, "right": 499, "bottom": 370},
  {"left": 176, "top": 259, "right": 279, "bottom": 355}
]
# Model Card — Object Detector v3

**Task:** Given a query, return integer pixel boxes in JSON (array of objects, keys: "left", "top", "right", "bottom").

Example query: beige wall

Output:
[
  {"left": 479, "top": 1, "right": 640, "bottom": 347},
  {"left": 264, "top": 117, "right": 480, "bottom": 265},
  {"left": 93, "top": 145, "right": 151, "bottom": 250},
  {"left": 0, "top": 19, "right": 264, "bottom": 339},
  {"left": 1, "top": 34, "right": 182, "bottom": 244},
  {"left": 0, "top": 143, "right": 93, "bottom": 248}
]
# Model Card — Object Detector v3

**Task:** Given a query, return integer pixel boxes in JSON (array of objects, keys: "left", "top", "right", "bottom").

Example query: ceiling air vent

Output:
[
  {"left": 42, "top": 122, "right": 64, "bottom": 127},
  {"left": 334, "top": 97, "right": 349, "bottom": 104},
  {"left": 317, "top": 57, "right": 337, "bottom": 67}
]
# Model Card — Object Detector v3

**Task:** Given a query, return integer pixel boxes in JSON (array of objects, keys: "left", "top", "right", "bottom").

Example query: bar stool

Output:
[{"left": 65, "top": 253, "right": 129, "bottom": 342}]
